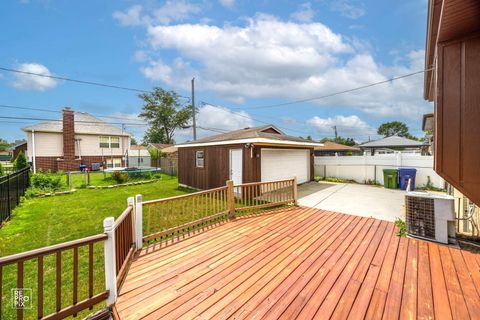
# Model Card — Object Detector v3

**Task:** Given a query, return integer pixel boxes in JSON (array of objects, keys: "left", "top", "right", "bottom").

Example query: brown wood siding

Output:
[
  {"left": 178, "top": 144, "right": 313, "bottom": 189},
  {"left": 178, "top": 144, "right": 261, "bottom": 189},
  {"left": 436, "top": 32, "right": 480, "bottom": 205}
]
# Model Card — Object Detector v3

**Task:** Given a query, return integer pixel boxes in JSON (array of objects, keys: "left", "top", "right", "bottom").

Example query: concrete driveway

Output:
[{"left": 297, "top": 182, "right": 406, "bottom": 222}]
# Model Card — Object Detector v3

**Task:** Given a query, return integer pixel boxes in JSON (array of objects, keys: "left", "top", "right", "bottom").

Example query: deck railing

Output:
[
  {"left": 0, "top": 177, "right": 297, "bottom": 319},
  {"left": 233, "top": 178, "right": 297, "bottom": 213},
  {"left": 113, "top": 202, "right": 135, "bottom": 288},
  {"left": 136, "top": 178, "right": 297, "bottom": 246},
  {"left": 0, "top": 234, "right": 108, "bottom": 320},
  {"left": 140, "top": 186, "right": 230, "bottom": 243}
]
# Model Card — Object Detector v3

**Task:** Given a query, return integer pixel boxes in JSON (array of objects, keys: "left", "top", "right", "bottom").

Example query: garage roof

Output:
[
  {"left": 176, "top": 125, "right": 323, "bottom": 148},
  {"left": 359, "top": 136, "right": 427, "bottom": 148}
]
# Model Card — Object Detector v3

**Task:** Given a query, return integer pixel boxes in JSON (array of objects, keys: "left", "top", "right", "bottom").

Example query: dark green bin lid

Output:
[{"left": 383, "top": 169, "right": 398, "bottom": 174}]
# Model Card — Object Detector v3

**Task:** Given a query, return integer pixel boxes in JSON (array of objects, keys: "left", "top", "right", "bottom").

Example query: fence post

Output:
[
  {"left": 135, "top": 194, "right": 143, "bottom": 250},
  {"left": 226, "top": 180, "right": 235, "bottom": 219},
  {"left": 127, "top": 197, "right": 135, "bottom": 246},
  {"left": 293, "top": 177, "right": 298, "bottom": 205},
  {"left": 103, "top": 217, "right": 117, "bottom": 305}
]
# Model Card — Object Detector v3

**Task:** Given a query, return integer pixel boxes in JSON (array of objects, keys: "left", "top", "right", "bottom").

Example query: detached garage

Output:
[{"left": 176, "top": 125, "right": 322, "bottom": 190}]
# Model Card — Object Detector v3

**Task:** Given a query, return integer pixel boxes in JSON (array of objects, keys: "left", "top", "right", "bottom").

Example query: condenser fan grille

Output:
[{"left": 406, "top": 196, "right": 435, "bottom": 239}]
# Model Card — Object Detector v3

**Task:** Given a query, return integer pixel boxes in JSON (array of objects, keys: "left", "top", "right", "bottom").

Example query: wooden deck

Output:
[{"left": 115, "top": 206, "right": 480, "bottom": 319}]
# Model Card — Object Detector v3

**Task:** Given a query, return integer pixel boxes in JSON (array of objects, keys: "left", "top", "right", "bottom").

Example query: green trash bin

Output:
[{"left": 383, "top": 169, "right": 398, "bottom": 189}]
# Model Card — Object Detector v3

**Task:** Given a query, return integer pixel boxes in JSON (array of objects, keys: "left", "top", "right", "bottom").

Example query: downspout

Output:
[{"left": 32, "top": 129, "right": 37, "bottom": 174}]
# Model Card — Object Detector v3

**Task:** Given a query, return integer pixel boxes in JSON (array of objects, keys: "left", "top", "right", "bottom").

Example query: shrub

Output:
[
  {"left": 0, "top": 162, "right": 4, "bottom": 176},
  {"left": 13, "top": 151, "right": 28, "bottom": 170},
  {"left": 112, "top": 171, "right": 129, "bottom": 184},
  {"left": 31, "top": 172, "right": 64, "bottom": 191}
]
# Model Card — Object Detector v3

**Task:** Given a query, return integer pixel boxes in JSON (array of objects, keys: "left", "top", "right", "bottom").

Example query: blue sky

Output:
[{"left": 0, "top": 0, "right": 432, "bottom": 143}]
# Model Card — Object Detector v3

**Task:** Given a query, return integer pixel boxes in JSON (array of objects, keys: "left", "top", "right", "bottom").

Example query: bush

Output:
[
  {"left": 0, "top": 162, "right": 4, "bottom": 176},
  {"left": 31, "top": 172, "right": 64, "bottom": 191},
  {"left": 112, "top": 171, "right": 129, "bottom": 184},
  {"left": 13, "top": 151, "right": 28, "bottom": 170}
]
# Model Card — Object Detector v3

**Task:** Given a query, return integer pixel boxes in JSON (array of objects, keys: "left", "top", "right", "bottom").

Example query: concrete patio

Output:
[{"left": 298, "top": 182, "right": 406, "bottom": 222}]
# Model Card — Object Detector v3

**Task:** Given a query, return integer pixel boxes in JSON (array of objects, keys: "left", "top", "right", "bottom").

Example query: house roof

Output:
[
  {"left": 424, "top": 0, "right": 480, "bottom": 101},
  {"left": 359, "top": 136, "right": 427, "bottom": 148},
  {"left": 314, "top": 141, "right": 361, "bottom": 152},
  {"left": 161, "top": 145, "right": 177, "bottom": 153},
  {"left": 176, "top": 125, "right": 323, "bottom": 148},
  {"left": 22, "top": 112, "right": 130, "bottom": 136},
  {"left": 129, "top": 145, "right": 148, "bottom": 151},
  {"left": 148, "top": 143, "right": 173, "bottom": 150}
]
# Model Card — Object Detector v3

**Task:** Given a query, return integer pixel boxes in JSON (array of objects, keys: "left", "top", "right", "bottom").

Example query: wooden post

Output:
[
  {"left": 293, "top": 176, "right": 298, "bottom": 206},
  {"left": 226, "top": 180, "right": 235, "bottom": 219},
  {"left": 103, "top": 217, "right": 117, "bottom": 305},
  {"left": 127, "top": 197, "right": 135, "bottom": 245},
  {"left": 135, "top": 194, "right": 143, "bottom": 250}
]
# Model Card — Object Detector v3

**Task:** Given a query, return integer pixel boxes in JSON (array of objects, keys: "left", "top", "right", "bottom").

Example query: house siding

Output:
[
  {"left": 436, "top": 32, "right": 480, "bottom": 205},
  {"left": 178, "top": 144, "right": 313, "bottom": 190}
]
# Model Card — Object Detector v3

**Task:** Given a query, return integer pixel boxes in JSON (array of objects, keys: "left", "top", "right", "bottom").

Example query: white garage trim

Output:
[{"left": 261, "top": 148, "right": 310, "bottom": 184}]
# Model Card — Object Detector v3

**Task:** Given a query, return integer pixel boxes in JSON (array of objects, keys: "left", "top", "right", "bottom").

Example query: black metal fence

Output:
[{"left": 0, "top": 166, "right": 30, "bottom": 224}]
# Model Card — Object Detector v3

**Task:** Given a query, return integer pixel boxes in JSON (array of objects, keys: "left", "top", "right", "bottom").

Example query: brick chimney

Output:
[{"left": 58, "top": 107, "right": 78, "bottom": 171}]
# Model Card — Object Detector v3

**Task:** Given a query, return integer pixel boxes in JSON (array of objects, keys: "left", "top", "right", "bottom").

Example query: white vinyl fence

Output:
[{"left": 314, "top": 154, "right": 445, "bottom": 189}]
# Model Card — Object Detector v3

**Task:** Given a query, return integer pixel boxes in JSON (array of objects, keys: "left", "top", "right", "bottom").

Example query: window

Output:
[
  {"left": 106, "top": 158, "right": 122, "bottom": 168},
  {"left": 110, "top": 136, "right": 120, "bottom": 148},
  {"left": 99, "top": 136, "right": 120, "bottom": 148},
  {"left": 99, "top": 136, "right": 110, "bottom": 148},
  {"left": 196, "top": 151, "right": 204, "bottom": 168}
]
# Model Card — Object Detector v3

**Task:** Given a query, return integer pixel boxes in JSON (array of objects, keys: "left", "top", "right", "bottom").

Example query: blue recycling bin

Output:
[{"left": 398, "top": 168, "right": 417, "bottom": 190}]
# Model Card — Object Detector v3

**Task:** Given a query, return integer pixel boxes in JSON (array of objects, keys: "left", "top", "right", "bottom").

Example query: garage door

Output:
[{"left": 261, "top": 149, "right": 310, "bottom": 184}]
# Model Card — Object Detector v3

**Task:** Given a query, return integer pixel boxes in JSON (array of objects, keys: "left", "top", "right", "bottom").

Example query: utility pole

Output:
[
  {"left": 191, "top": 77, "right": 197, "bottom": 141},
  {"left": 332, "top": 125, "right": 338, "bottom": 140}
]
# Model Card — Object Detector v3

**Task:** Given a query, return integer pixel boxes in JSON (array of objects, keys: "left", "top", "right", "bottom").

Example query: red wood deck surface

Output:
[{"left": 115, "top": 206, "right": 480, "bottom": 319}]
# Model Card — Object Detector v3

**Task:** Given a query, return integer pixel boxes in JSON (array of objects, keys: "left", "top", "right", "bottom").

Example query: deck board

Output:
[{"left": 115, "top": 206, "right": 480, "bottom": 320}]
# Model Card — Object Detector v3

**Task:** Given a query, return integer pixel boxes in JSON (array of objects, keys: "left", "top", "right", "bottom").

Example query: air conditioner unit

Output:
[{"left": 405, "top": 192, "right": 456, "bottom": 244}]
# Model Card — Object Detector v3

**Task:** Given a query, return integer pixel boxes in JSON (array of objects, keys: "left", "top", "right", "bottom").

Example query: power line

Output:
[
  {"left": 0, "top": 115, "right": 147, "bottom": 126},
  {"left": 0, "top": 66, "right": 191, "bottom": 100},
  {"left": 230, "top": 68, "right": 433, "bottom": 110},
  {"left": 200, "top": 101, "right": 314, "bottom": 136}
]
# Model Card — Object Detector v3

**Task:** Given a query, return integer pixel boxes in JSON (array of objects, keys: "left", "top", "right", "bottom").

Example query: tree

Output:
[
  {"left": 143, "top": 127, "right": 167, "bottom": 144},
  {"left": 139, "top": 87, "right": 192, "bottom": 144},
  {"left": 0, "top": 139, "right": 10, "bottom": 152},
  {"left": 130, "top": 137, "right": 138, "bottom": 146},
  {"left": 148, "top": 148, "right": 163, "bottom": 168},
  {"left": 13, "top": 151, "right": 28, "bottom": 170},
  {"left": 377, "top": 121, "right": 410, "bottom": 138}
]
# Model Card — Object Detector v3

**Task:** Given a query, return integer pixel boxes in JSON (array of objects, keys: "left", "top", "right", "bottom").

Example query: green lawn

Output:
[{"left": 0, "top": 174, "right": 190, "bottom": 319}]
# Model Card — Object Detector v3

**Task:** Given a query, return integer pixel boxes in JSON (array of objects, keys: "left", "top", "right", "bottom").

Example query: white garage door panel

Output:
[{"left": 261, "top": 149, "right": 310, "bottom": 184}]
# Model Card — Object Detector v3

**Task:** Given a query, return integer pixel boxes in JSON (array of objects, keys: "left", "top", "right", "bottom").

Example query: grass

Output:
[{"left": 0, "top": 174, "right": 190, "bottom": 319}]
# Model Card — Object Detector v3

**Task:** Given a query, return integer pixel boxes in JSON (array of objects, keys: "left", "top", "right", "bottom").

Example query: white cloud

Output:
[
  {"left": 11, "top": 63, "right": 59, "bottom": 91},
  {"left": 307, "top": 115, "right": 375, "bottom": 138},
  {"left": 174, "top": 104, "right": 254, "bottom": 141},
  {"left": 330, "top": 0, "right": 366, "bottom": 19},
  {"left": 291, "top": 2, "right": 316, "bottom": 23},
  {"left": 219, "top": 0, "right": 235, "bottom": 9},
  {"left": 153, "top": 0, "right": 200, "bottom": 25},
  {"left": 113, "top": 1, "right": 200, "bottom": 26},
  {"left": 112, "top": 5, "right": 148, "bottom": 26},
  {"left": 120, "top": 13, "right": 431, "bottom": 120}
]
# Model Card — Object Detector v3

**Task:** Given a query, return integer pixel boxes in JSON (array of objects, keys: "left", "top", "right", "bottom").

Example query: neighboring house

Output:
[
  {"left": 0, "top": 148, "right": 12, "bottom": 162},
  {"left": 12, "top": 140, "right": 27, "bottom": 160},
  {"left": 359, "top": 136, "right": 428, "bottom": 155},
  {"left": 176, "top": 125, "right": 323, "bottom": 190},
  {"left": 22, "top": 107, "right": 131, "bottom": 172},
  {"left": 422, "top": 113, "right": 434, "bottom": 155},
  {"left": 424, "top": 0, "right": 480, "bottom": 206},
  {"left": 147, "top": 143, "right": 178, "bottom": 169},
  {"left": 148, "top": 143, "right": 173, "bottom": 150},
  {"left": 314, "top": 141, "right": 361, "bottom": 156},
  {"left": 128, "top": 145, "right": 150, "bottom": 168}
]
